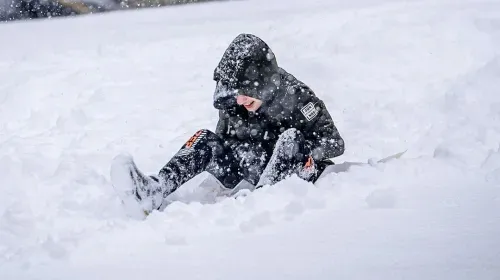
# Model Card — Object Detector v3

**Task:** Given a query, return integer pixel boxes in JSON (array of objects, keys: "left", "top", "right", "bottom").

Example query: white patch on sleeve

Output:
[{"left": 300, "top": 102, "right": 319, "bottom": 121}]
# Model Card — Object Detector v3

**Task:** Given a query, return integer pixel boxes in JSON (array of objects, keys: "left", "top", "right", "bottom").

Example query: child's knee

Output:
[
  {"left": 274, "top": 128, "right": 306, "bottom": 160},
  {"left": 183, "top": 129, "right": 221, "bottom": 150},
  {"left": 276, "top": 128, "right": 305, "bottom": 147},
  {"left": 279, "top": 128, "right": 299, "bottom": 138}
]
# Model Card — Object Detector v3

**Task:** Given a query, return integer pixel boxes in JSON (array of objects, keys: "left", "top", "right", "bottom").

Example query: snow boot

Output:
[{"left": 110, "top": 153, "right": 166, "bottom": 219}]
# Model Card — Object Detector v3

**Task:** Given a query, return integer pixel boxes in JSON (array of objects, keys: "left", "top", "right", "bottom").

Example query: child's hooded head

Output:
[{"left": 213, "top": 33, "right": 281, "bottom": 111}]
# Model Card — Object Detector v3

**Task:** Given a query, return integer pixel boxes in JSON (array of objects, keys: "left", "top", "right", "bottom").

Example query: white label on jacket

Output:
[{"left": 300, "top": 102, "right": 319, "bottom": 121}]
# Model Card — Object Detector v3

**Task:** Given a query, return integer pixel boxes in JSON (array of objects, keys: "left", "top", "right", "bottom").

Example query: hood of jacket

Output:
[{"left": 213, "top": 33, "right": 281, "bottom": 111}]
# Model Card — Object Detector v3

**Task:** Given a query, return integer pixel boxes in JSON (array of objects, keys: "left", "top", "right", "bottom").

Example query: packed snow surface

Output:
[{"left": 1, "top": 0, "right": 500, "bottom": 279}]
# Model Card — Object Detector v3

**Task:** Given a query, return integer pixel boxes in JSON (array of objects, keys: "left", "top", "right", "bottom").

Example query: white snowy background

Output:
[{"left": 1, "top": 0, "right": 500, "bottom": 279}]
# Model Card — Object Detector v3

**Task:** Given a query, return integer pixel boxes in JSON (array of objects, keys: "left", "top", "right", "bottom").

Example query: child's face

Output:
[{"left": 236, "top": 95, "right": 263, "bottom": 112}]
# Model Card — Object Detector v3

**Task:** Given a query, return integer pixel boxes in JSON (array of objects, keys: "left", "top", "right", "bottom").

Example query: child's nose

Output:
[{"left": 236, "top": 95, "right": 250, "bottom": 105}]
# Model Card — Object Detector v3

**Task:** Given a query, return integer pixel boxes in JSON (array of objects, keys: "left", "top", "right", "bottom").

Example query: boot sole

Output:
[{"left": 110, "top": 153, "right": 148, "bottom": 220}]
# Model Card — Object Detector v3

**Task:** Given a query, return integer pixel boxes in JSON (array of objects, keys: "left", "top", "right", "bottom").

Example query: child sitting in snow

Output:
[{"left": 110, "top": 33, "right": 345, "bottom": 216}]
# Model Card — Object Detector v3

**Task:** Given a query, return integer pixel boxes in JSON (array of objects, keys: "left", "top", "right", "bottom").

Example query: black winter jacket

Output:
[{"left": 213, "top": 34, "right": 344, "bottom": 165}]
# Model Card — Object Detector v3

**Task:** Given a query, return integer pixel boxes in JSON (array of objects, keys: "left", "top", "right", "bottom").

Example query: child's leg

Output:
[
  {"left": 111, "top": 129, "right": 243, "bottom": 216},
  {"left": 158, "top": 129, "right": 243, "bottom": 195},
  {"left": 257, "top": 128, "right": 317, "bottom": 187}
]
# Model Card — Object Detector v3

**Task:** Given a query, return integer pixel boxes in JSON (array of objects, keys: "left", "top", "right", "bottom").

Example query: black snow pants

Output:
[{"left": 157, "top": 128, "right": 329, "bottom": 198}]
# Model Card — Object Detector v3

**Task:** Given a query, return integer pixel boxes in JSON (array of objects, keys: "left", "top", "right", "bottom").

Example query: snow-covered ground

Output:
[{"left": 1, "top": 0, "right": 500, "bottom": 279}]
